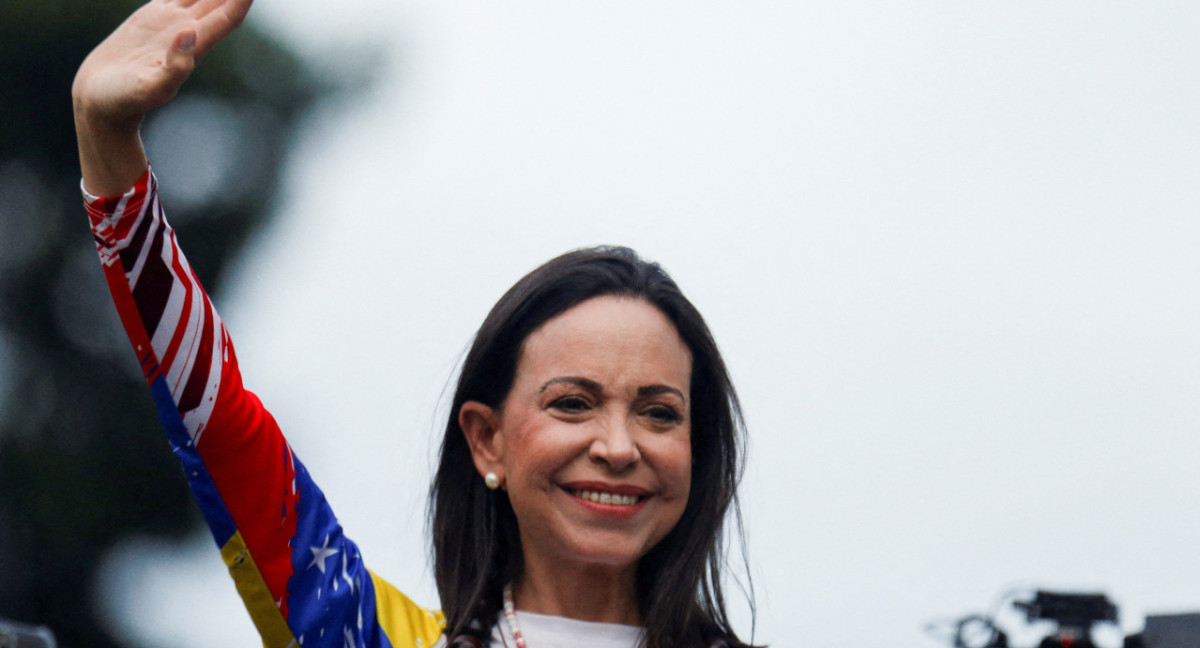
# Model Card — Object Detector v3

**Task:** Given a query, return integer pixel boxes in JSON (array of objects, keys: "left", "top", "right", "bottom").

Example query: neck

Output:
[{"left": 514, "top": 556, "right": 641, "bottom": 626}]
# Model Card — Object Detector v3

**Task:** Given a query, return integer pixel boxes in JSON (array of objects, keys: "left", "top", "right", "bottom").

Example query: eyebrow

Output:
[
  {"left": 637, "top": 385, "right": 686, "bottom": 404},
  {"left": 539, "top": 376, "right": 603, "bottom": 394},
  {"left": 538, "top": 377, "right": 686, "bottom": 404}
]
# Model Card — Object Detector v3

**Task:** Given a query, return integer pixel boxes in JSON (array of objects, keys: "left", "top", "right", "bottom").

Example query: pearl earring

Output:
[{"left": 484, "top": 472, "right": 501, "bottom": 490}]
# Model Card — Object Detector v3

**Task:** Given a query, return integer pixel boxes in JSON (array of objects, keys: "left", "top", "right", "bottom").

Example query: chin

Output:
[{"left": 560, "top": 534, "right": 656, "bottom": 570}]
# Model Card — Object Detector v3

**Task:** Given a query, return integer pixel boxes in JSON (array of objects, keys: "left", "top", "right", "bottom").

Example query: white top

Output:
[{"left": 489, "top": 611, "right": 645, "bottom": 648}]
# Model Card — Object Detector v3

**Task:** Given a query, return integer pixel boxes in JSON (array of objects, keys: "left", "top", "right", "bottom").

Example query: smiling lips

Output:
[
  {"left": 562, "top": 483, "right": 651, "bottom": 512},
  {"left": 571, "top": 489, "right": 642, "bottom": 506}
]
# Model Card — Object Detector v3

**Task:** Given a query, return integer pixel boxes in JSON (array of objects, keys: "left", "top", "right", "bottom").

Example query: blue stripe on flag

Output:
[{"left": 150, "top": 375, "right": 238, "bottom": 546}]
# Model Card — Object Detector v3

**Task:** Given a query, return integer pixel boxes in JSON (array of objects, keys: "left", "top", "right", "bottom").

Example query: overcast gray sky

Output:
[{"left": 97, "top": 2, "right": 1200, "bottom": 646}]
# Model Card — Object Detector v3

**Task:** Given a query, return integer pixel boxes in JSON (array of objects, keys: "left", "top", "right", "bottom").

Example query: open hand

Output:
[
  {"left": 73, "top": 0, "right": 252, "bottom": 132},
  {"left": 73, "top": 0, "right": 253, "bottom": 196}
]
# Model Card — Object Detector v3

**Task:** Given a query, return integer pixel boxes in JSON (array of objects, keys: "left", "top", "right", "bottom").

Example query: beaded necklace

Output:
[{"left": 502, "top": 582, "right": 527, "bottom": 648}]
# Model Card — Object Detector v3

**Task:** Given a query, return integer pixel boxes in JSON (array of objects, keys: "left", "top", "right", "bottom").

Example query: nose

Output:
[{"left": 588, "top": 415, "right": 641, "bottom": 472}]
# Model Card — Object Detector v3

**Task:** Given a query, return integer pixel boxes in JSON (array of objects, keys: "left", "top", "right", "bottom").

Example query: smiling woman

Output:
[
  {"left": 462, "top": 296, "right": 694, "bottom": 583},
  {"left": 72, "top": 1, "right": 756, "bottom": 647},
  {"left": 437, "top": 252, "right": 752, "bottom": 646}
]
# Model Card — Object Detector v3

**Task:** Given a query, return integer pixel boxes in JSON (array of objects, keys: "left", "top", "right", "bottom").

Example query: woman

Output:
[{"left": 74, "top": 1, "right": 756, "bottom": 647}]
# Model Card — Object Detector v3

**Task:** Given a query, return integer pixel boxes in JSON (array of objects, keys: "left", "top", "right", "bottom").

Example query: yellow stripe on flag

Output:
[
  {"left": 221, "top": 532, "right": 296, "bottom": 648},
  {"left": 368, "top": 570, "right": 446, "bottom": 647}
]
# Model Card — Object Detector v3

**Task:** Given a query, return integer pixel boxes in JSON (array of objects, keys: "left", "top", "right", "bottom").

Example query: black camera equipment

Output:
[
  {"left": 927, "top": 588, "right": 1200, "bottom": 648},
  {"left": 1015, "top": 591, "right": 1117, "bottom": 648}
]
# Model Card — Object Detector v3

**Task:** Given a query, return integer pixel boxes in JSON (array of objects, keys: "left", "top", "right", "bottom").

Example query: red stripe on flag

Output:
[{"left": 198, "top": 345, "right": 300, "bottom": 620}]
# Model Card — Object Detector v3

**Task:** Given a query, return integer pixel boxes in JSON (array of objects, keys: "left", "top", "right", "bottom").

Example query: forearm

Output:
[
  {"left": 86, "top": 171, "right": 417, "bottom": 647},
  {"left": 87, "top": 171, "right": 308, "bottom": 644},
  {"left": 73, "top": 102, "right": 148, "bottom": 198}
]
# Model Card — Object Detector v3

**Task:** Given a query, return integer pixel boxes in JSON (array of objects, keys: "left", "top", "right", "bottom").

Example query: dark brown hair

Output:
[{"left": 429, "top": 246, "right": 756, "bottom": 648}]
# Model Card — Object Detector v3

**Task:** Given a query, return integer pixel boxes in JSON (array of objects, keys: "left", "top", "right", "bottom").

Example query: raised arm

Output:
[
  {"left": 74, "top": 4, "right": 446, "bottom": 646},
  {"left": 73, "top": 0, "right": 251, "bottom": 196}
]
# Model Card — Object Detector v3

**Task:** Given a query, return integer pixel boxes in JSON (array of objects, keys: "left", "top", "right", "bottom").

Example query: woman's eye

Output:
[
  {"left": 549, "top": 396, "right": 590, "bottom": 414},
  {"left": 644, "top": 405, "right": 681, "bottom": 424}
]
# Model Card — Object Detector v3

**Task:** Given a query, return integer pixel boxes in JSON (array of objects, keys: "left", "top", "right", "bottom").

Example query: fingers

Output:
[
  {"left": 191, "top": 0, "right": 252, "bottom": 25},
  {"left": 223, "top": 0, "right": 254, "bottom": 28},
  {"left": 161, "top": 29, "right": 198, "bottom": 86},
  {"left": 190, "top": 0, "right": 229, "bottom": 12},
  {"left": 191, "top": 0, "right": 253, "bottom": 57},
  {"left": 167, "top": 29, "right": 198, "bottom": 66}
]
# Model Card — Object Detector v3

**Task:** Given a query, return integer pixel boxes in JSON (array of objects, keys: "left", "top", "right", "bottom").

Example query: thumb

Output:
[{"left": 165, "top": 30, "right": 198, "bottom": 74}]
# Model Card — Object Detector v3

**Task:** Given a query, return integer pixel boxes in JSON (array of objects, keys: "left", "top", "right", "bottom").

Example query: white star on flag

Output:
[
  {"left": 308, "top": 535, "right": 339, "bottom": 574},
  {"left": 341, "top": 552, "right": 356, "bottom": 594}
]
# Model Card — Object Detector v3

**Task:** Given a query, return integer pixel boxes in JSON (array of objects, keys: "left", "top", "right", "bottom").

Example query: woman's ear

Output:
[{"left": 459, "top": 400, "right": 504, "bottom": 482}]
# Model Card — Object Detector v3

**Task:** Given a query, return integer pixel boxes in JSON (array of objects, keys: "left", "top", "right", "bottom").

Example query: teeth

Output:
[{"left": 572, "top": 490, "right": 641, "bottom": 506}]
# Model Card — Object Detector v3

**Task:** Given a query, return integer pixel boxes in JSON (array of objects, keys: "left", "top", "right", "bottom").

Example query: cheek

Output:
[
  {"left": 653, "top": 433, "right": 693, "bottom": 500},
  {"left": 655, "top": 436, "right": 692, "bottom": 541},
  {"left": 500, "top": 416, "right": 577, "bottom": 487}
]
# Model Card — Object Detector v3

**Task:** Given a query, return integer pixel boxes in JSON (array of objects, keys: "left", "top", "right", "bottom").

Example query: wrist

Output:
[
  {"left": 72, "top": 93, "right": 143, "bottom": 139},
  {"left": 75, "top": 113, "right": 148, "bottom": 198}
]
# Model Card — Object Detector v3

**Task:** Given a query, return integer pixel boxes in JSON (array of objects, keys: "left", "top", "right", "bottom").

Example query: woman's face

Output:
[{"left": 467, "top": 295, "right": 693, "bottom": 573}]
